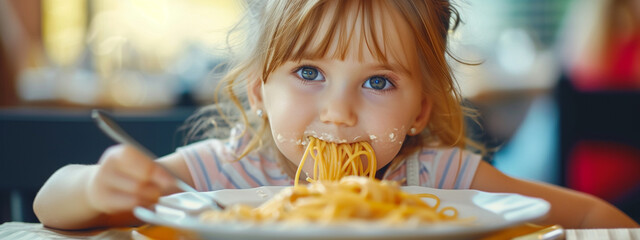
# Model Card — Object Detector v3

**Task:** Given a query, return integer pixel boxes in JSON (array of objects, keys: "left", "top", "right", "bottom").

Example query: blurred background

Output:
[{"left": 1, "top": 0, "right": 639, "bottom": 224}]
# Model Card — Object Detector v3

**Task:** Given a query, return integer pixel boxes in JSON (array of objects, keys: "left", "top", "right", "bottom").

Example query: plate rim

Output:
[{"left": 134, "top": 186, "right": 550, "bottom": 239}]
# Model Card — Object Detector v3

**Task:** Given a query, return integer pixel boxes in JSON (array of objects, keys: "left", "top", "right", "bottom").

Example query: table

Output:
[
  {"left": 1, "top": 222, "right": 639, "bottom": 240},
  {"left": 0, "top": 222, "right": 189, "bottom": 240}
]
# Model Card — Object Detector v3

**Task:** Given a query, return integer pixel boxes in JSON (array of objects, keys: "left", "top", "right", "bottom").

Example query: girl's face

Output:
[{"left": 250, "top": 1, "right": 432, "bottom": 175}]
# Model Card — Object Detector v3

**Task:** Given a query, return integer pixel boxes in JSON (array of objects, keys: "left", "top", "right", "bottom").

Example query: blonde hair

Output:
[{"left": 186, "top": 0, "right": 478, "bottom": 175}]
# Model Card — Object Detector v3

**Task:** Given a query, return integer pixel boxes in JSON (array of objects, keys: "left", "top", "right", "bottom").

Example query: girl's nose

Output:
[{"left": 319, "top": 92, "right": 357, "bottom": 127}]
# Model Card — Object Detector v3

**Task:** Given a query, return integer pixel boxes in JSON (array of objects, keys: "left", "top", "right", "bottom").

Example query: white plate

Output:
[{"left": 134, "top": 186, "right": 550, "bottom": 240}]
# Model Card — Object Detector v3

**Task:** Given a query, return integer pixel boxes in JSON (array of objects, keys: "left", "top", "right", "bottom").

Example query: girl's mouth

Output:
[
  {"left": 301, "top": 130, "right": 371, "bottom": 145},
  {"left": 276, "top": 129, "right": 402, "bottom": 147}
]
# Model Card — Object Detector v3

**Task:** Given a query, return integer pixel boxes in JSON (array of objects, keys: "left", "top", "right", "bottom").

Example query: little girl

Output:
[{"left": 34, "top": 0, "right": 638, "bottom": 230}]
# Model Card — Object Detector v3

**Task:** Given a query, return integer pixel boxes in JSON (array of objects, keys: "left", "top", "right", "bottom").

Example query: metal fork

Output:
[{"left": 91, "top": 109, "right": 224, "bottom": 210}]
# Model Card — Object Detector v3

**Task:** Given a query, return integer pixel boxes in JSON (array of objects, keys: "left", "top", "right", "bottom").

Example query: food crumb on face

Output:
[{"left": 369, "top": 135, "right": 377, "bottom": 140}]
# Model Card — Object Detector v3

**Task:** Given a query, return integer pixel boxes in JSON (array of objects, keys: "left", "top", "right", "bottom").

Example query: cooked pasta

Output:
[
  {"left": 200, "top": 176, "right": 459, "bottom": 226},
  {"left": 295, "top": 137, "right": 376, "bottom": 186},
  {"left": 199, "top": 137, "right": 463, "bottom": 226}
]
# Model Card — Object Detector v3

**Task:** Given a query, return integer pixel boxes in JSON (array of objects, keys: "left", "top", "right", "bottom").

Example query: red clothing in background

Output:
[{"left": 572, "top": 34, "right": 640, "bottom": 90}]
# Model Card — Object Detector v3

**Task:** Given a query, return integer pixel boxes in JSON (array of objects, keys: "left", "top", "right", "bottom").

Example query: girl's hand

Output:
[{"left": 86, "top": 144, "right": 175, "bottom": 214}]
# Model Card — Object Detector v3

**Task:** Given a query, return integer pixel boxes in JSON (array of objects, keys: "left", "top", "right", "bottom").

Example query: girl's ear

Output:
[
  {"left": 410, "top": 97, "right": 433, "bottom": 135},
  {"left": 247, "top": 74, "right": 264, "bottom": 111}
]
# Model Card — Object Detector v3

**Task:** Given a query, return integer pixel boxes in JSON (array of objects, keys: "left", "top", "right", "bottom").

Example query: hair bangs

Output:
[{"left": 265, "top": 1, "right": 419, "bottom": 75}]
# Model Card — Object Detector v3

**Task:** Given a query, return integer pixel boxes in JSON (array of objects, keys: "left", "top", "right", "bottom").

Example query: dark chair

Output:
[
  {"left": 0, "top": 107, "right": 194, "bottom": 223},
  {"left": 556, "top": 75, "right": 640, "bottom": 222}
]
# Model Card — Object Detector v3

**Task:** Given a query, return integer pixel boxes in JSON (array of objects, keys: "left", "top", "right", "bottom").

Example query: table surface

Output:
[{"left": 2, "top": 222, "right": 640, "bottom": 240}]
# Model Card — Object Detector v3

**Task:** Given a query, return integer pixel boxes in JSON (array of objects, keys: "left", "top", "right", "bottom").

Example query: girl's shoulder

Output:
[
  {"left": 176, "top": 125, "right": 262, "bottom": 161},
  {"left": 416, "top": 146, "right": 480, "bottom": 164},
  {"left": 385, "top": 145, "right": 482, "bottom": 189},
  {"left": 176, "top": 131, "right": 292, "bottom": 191}
]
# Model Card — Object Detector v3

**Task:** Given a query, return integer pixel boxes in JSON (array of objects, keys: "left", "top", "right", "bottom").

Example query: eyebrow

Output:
[{"left": 371, "top": 63, "right": 412, "bottom": 77}]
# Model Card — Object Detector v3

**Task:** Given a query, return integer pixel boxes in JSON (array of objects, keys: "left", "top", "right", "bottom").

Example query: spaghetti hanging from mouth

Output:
[{"left": 295, "top": 136, "right": 377, "bottom": 186}]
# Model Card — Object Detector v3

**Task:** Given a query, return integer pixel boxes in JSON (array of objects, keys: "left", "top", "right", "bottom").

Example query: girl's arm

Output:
[
  {"left": 470, "top": 161, "right": 639, "bottom": 228},
  {"left": 33, "top": 144, "right": 192, "bottom": 230}
]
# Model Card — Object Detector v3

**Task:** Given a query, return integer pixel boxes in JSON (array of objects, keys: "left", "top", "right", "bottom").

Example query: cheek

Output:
[
  {"left": 369, "top": 128, "right": 407, "bottom": 170},
  {"left": 264, "top": 83, "right": 308, "bottom": 135},
  {"left": 263, "top": 82, "right": 316, "bottom": 167},
  {"left": 362, "top": 102, "right": 419, "bottom": 169}
]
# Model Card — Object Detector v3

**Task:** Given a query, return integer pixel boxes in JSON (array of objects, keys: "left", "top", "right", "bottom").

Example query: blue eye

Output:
[
  {"left": 296, "top": 66, "right": 324, "bottom": 81},
  {"left": 363, "top": 76, "right": 393, "bottom": 90}
]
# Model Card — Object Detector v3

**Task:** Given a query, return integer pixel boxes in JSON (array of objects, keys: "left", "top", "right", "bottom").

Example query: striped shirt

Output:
[{"left": 177, "top": 135, "right": 481, "bottom": 191}]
